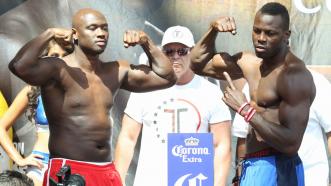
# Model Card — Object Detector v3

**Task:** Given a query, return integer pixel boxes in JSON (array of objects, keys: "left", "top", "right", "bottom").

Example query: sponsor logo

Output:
[
  {"left": 171, "top": 136, "right": 210, "bottom": 163},
  {"left": 174, "top": 173, "right": 208, "bottom": 186},
  {"left": 294, "top": 0, "right": 331, "bottom": 14}
]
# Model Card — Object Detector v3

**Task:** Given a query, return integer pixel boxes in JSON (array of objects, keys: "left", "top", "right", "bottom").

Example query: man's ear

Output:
[
  {"left": 284, "top": 30, "right": 291, "bottom": 45},
  {"left": 72, "top": 28, "right": 78, "bottom": 45},
  {"left": 286, "top": 30, "right": 291, "bottom": 37},
  {"left": 285, "top": 30, "right": 291, "bottom": 39}
]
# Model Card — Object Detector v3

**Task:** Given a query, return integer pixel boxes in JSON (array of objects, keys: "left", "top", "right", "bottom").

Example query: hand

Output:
[
  {"left": 222, "top": 72, "right": 248, "bottom": 112},
  {"left": 123, "top": 30, "right": 148, "bottom": 48},
  {"left": 210, "top": 16, "right": 237, "bottom": 35},
  {"left": 16, "top": 153, "right": 44, "bottom": 169},
  {"left": 231, "top": 175, "right": 240, "bottom": 186},
  {"left": 49, "top": 28, "right": 73, "bottom": 48}
]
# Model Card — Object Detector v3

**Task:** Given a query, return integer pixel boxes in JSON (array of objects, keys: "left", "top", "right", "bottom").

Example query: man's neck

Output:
[
  {"left": 176, "top": 71, "right": 195, "bottom": 85},
  {"left": 73, "top": 46, "right": 101, "bottom": 71},
  {"left": 261, "top": 46, "right": 289, "bottom": 75}
]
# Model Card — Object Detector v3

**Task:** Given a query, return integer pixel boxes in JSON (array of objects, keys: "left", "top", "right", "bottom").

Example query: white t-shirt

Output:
[
  {"left": 232, "top": 70, "right": 331, "bottom": 186},
  {"left": 125, "top": 75, "right": 231, "bottom": 186}
]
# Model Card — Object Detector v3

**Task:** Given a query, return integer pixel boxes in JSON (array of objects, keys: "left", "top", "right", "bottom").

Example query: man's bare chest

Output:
[
  {"left": 60, "top": 70, "right": 117, "bottom": 109},
  {"left": 249, "top": 72, "right": 280, "bottom": 109}
]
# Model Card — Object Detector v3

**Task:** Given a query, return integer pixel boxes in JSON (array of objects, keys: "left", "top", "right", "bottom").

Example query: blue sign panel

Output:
[{"left": 168, "top": 133, "right": 214, "bottom": 186}]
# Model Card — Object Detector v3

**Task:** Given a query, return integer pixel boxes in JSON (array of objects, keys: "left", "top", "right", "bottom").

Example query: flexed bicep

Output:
[
  {"left": 9, "top": 28, "right": 72, "bottom": 86},
  {"left": 121, "top": 62, "right": 172, "bottom": 92},
  {"left": 198, "top": 52, "right": 244, "bottom": 80},
  {"left": 12, "top": 57, "right": 63, "bottom": 86},
  {"left": 270, "top": 65, "right": 316, "bottom": 153},
  {"left": 277, "top": 65, "right": 315, "bottom": 129}
]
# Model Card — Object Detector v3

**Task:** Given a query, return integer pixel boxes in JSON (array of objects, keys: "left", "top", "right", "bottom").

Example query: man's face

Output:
[
  {"left": 162, "top": 43, "right": 191, "bottom": 79},
  {"left": 75, "top": 13, "right": 109, "bottom": 55},
  {"left": 252, "top": 12, "right": 290, "bottom": 59}
]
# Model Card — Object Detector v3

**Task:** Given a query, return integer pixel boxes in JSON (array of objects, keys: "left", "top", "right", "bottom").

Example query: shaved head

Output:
[
  {"left": 72, "top": 8, "right": 106, "bottom": 29},
  {"left": 71, "top": 8, "right": 109, "bottom": 55}
]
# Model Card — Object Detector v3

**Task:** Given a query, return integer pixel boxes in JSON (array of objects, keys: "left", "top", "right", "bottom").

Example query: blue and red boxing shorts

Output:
[
  {"left": 240, "top": 148, "right": 304, "bottom": 186},
  {"left": 43, "top": 158, "right": 122, "bottom": 186}
]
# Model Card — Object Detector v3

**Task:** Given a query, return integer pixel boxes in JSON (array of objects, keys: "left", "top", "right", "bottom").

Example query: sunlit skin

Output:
[
  {"left": 8, "top": 8, "right": 176, "bottom": 164},
  {"left": 115, "top": 38, "right": 232, "bottom": 186},
  {"left": 0, "top": 41, "right": 68, "bottom": 186},
  {"left": 190, "top": 12, "right": 315, "bottom": 156},
  {"left": 72, "top": 9, "right": 109, "bottom": 55},
  {"left": 163, "top": 43, "right": 194, "bottom": 85},
  {"left": 252, "top": 12, "right": 290, "bottom": 60}
]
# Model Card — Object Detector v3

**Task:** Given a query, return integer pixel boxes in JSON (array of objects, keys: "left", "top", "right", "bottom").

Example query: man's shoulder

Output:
[
  {"left": 194, "top": 76, "right": 223, "bottom": 100},
  {"left": 283, "top": 51, "right": 306, "bottom": 67},
  {"left": 278, "top": 57, "right": 316, "bottom": 101},
  {"left": 125, "top": 88, "right": 168, "bottom": 113},
  {"left": 279, "top": 64, "right": 313, "bottom": 86},
  {"left": 195, "top": 76, "right": 220, "bottom": 90},
  {"left": 281, "top": 52, "right": 310, "bottom": 76},
  {"left": 282, "top": 61, "right": 311, "bottom": 80}
]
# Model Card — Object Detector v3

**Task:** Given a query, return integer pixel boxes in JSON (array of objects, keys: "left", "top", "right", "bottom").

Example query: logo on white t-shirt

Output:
[{"left": 152, "top": 98, "right": 201, "bottom": 143}]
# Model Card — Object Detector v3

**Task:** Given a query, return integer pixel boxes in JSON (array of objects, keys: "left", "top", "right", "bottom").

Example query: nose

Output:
[
  {"left": 170, "top": 51, "right": 181, "bottom": 60},
  {"left": 96, "top": 28, "right": 107, "bottom": 38},
  {"left": 258, "top": 32, "right": 267, "bottom": 43}
]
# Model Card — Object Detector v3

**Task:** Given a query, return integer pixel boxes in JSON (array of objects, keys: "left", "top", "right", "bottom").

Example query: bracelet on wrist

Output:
[
  {"left": 237, "top": 102, "right": 250, "bottom": 115},
  {"left": 244, "top": 107, "right": 256, "bottom": 123}
]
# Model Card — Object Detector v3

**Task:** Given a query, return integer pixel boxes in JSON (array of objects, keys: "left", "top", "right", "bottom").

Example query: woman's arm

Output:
[{"left": 0, "top": 86, "right": 43, "bottom": 168}]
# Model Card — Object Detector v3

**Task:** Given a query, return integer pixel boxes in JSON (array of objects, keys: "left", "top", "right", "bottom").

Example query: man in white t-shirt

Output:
[
  {"left": 115, "top": 26, "right": 232, "bottom": 186},
  {"left": 231, "top": 70, "right": 331, "bottom": 186}
]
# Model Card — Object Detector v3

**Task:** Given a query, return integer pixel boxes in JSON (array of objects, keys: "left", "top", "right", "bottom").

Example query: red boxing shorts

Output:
[{"left": 43, "top": 158, "right": 122, "bottom": 186}]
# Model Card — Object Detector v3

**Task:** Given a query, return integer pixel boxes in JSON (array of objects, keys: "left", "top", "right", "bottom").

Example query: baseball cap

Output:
[{"left": 161, "top": 26, "right": 195, "bottom": 47}]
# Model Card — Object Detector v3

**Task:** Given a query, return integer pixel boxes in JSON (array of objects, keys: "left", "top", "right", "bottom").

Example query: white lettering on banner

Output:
[
  {"left": 172, "top": 145, "right": 209, "bottom": 163},
  {"left": 172, "top": 145, "right": 210, "bottom": 157},
  {"left": 13, "top": 142, "right": 24, "bottom": 155},
  {"left": 182, "top": 155, "right": 202, "bottom": 163},
  {"left": 292, "top": 0, "right": 331, "bottom": 14},
  {"left": 327, "top": 0, "right": 331, "bottom": 11},
  {"left": 294, "top": 0, "right": 321, "bottom": 14},
  {"left": 175, "top": 173, "right": 208, "bottom": 186}
]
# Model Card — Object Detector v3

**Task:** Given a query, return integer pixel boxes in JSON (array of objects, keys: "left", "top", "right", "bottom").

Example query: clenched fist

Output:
[
  {"left": 210, "top": 16, "right": 237, "bottom": 35},
  {"left": 49, "top": 28, "right": 73, "bottom": 49},
  {"left": 123, "top": 30, "right": 149, "bottom": 48}
]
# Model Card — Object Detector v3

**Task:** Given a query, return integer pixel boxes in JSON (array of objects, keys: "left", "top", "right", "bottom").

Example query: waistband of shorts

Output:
[
  {"left": 49, "top": 158, "right": 115, "bottom": 171},
  {"left": 245, "top": 148, "right": 280, "bottom": 159}
]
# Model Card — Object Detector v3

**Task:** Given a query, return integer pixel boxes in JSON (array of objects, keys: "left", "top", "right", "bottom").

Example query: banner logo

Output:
[
  {"left": 174, "top": 173, "right": 208, "bottom": 186},
  {"left": 168, "top": 133, "right": 213, "bottom": 186}
]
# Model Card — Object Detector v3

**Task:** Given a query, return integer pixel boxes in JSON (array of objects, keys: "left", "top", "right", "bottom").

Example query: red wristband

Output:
[
  {"left": 244, "top": 107, "right": 253, "bottom": 120},
  {"left": 244, "top": 108, "right": 256, "bottom": 123},
  {"left": 237, "top": 102, "right": 250, "bottom": 115}
]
